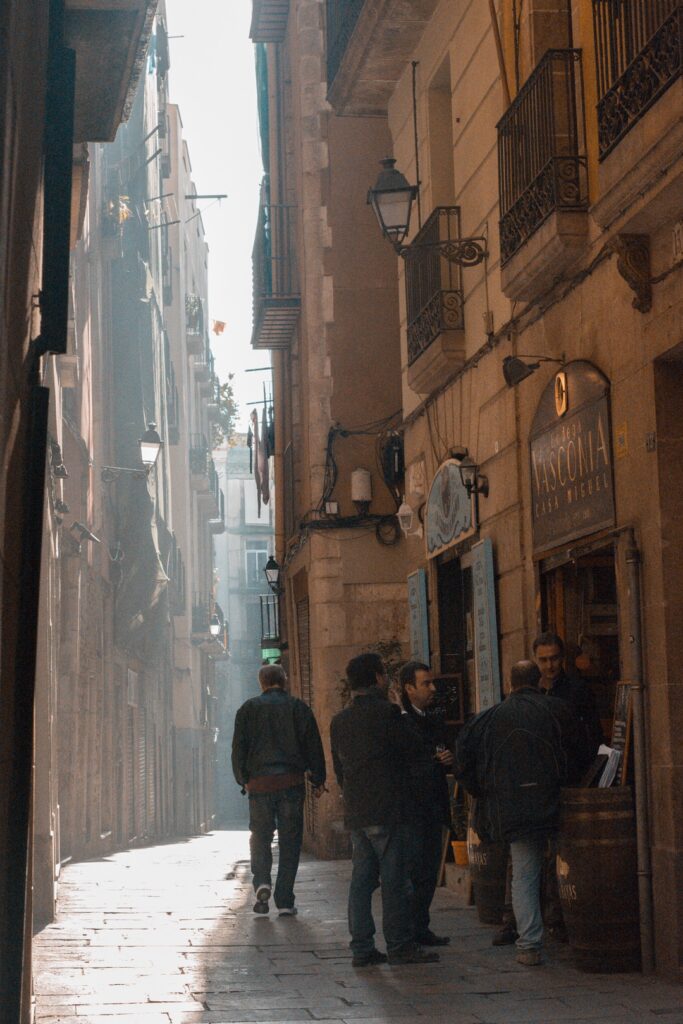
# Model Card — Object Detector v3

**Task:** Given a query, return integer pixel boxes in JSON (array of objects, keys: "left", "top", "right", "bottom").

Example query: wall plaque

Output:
[
  {"left": 530, "top": 362, "right": 615, "bottom": 553},
  {"left": 471, "top": 538, "right": 501, "bottom": 712},
  {"left": 425, "top": 459, "right": 476, "bottom": 558},
  {"left": 407, "top": 568, "right": 430, "bottom": 664}
]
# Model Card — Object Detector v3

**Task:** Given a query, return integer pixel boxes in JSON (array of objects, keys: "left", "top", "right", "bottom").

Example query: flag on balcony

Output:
[
  {"left": 250, "top": 408, "right": 270, "bottom": 517},
  {"left": 212, "top": 320, "right": 226, "bottom": 335}
]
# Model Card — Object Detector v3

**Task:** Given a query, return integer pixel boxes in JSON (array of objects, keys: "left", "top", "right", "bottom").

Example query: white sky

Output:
[{"left": 164, "top": 0, "right": 266, "bottom": 432}]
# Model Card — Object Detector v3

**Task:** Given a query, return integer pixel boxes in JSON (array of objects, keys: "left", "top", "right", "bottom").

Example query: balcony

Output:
[
  {"left": 190, "top": 434, "right": 210, "bottom": 488},
  {"left": 65, "top": 0, "right": 156, "bottom": 142},
  {"left": 326, "top": 0, "right": 439, "bottom": 116},
  {"left": 207, "top": 466, "right": 225, "bottom": 534},
  {"left": 405, "top": 207, "right": 465, "bottom": 396},
  {"left": 250, "top": 0, "right": 290, "bottom": 41},
  {"left": 498, "top": 49, "right": 588, "bottom": 302},
  {"left": 185, "top": 294, "right": 205, "bottom": 355},
  {"left": 591, "top": 2, "right": 683, "bottom": 231},
  {"left": 251, "top": 195, "right": 300, "bottom": 350}
]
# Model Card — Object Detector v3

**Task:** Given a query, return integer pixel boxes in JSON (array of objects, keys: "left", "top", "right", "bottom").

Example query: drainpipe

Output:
[{"left": 624, "top": 529, "right": 655, "bottom": 974}]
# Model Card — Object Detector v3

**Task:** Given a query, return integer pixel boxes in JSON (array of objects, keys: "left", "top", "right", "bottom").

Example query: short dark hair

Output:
[
  {"left": 398, "top": 661, "right": 430, "bottom": 692},
  {"left": 532, "top": 631, "right": 565, "bottom": 654},
  {"left": 259, "top": 664, "right": 286, "bottom": 688},
  {"left": 346, "top": 652, "right": 385, "bottom": 691},
  {"left": 510, "top": 660, "right": 541, "bottom": 690}
]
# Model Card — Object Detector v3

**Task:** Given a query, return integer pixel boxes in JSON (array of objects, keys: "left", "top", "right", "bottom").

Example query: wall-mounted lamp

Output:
[
  {"left": 367, "top": 157, "right": 487, "bottom": 266},
  {"left": 69, "top": 521, "right": 101, "bottom": 545},
  {"left": 450, "top": 448, "right": 489, "bottom": 499},
  {"left": 264, "top": 555, "right": 283, "bottom": 596},
  {"left": 502, "top": 355, "right": 564, "bottom": 388},
  {"left": 101, "top": 423, "right": 164, "bottom": 482},
  {"left": 50, "top": 440, "right": 69, "bottom": 478},
  {"left": 209, "top": 614, "right": 222, "bottom": 638},
  {"left": 397, "top": 496, "right": 423, "bottom": 539}
]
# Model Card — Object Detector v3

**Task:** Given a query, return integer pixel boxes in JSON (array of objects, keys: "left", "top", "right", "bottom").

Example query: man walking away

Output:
[
  {"left": 232, "top": 664, "right": 326, "bottom": 916},
  {"left": 330, "top": 653, "right": 439, "bottom": 967},
  {"left": 399, "top": 661, "right": 452, "bottom": 947},
  {"left": 455, "top": 660, "right": 591, "bottom": 966}
]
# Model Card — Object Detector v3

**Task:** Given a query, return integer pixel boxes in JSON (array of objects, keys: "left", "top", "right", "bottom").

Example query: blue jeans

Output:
[
  {"left": 249, "top": 785, "right": 304, "bottom": 909},
  {"left": 348, "top": 825, "right": 412, "bottom": 955},
  {"left": 405, "top": 817, "right": 444, "bottom": 940},
  {"left": 510, "top": 835, "right": 546, "bottom": 951}
]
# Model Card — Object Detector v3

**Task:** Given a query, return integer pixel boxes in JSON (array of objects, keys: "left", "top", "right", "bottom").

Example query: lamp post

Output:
[
  {"left": 101, "top": 422, "right": 164, "bottom": 482},
  {"left": 367, "top": 157, "right": 487, "bottom": 266},
  {"left": 264, "top": 555, "right": 283, "bottom": 596}
]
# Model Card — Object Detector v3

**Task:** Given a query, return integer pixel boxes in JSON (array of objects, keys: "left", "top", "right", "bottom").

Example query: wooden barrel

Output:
[
  {"left": 557, "top": 787, "right": 641, "bottom": 973},
  {"left": 467, "top": 825, "right": 508, "bottom": 924}
]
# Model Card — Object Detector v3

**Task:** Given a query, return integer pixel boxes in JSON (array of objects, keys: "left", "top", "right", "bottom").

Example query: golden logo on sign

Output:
[{"left": 554, "top": 371, "right": 568, "bottom": 417}]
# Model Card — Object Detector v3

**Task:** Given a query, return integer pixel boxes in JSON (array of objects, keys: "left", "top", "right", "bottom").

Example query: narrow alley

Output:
[{"left": 33, "top": 832, "right": 682, "bottom": 1024}]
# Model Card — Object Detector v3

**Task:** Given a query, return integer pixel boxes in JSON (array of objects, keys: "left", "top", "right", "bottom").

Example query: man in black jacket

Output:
[
  {"left": 533, "top": 631, "right": 603, "bottom": 757},
  {"left": 399, "top": 661, "right": 452, "bottom": 947},
  {"left": 330, "top": 653, "right": 438, "bottom": 967},
  {"left": 232, "top": 664, "right": 325, "bottom": 916},
  {"left": 455, "top": 660, "right": 590, "bottom": 966}
]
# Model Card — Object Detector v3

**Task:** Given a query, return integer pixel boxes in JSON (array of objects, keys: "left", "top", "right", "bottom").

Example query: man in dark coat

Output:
[
  {"left": 399, "top": 661, "right": 452, "bottom": 947},
  {"left": 533, "top": 631, "right": 603, "bottom": 757},
  {"left": 232, "top": 664, "right": 326, "bottom": 916},
  {"left": 454, "top": 660, "right": 590, "bottom": 966},
  {"left": 330, "top": 653, "right": 439, "bottom": 967}
]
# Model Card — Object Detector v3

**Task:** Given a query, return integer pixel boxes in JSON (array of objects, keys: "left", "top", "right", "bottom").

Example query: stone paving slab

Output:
[{"left": 33, "top": 830, "right": 681, "bottom": 1024}]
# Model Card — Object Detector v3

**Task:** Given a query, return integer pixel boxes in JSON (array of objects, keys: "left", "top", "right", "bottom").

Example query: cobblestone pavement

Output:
[{"left": 33, "top": 831, "right": 682, "bottom": 1024}]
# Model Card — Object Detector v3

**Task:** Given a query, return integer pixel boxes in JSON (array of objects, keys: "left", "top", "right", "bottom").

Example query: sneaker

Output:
[
  {"left": 352, "top": 949, "right": 388, "bottom": 967},
  {"left": 253, "top": 884, "right": 271, "bottom": 915},
  {"left": 516, "top": 949, "right": 543, "bottom": 966},
  {"left": 278, "top": 907, "right": 298, "bottom": 917},
  {"left": 492, "top": 923, "right": 518, "bottom": 946},
  {"left": 388, "top": 943, "right": 440, "bottom": 966},
  {"left": 417, "top": 930, "right": 450, "bottom": 947}
]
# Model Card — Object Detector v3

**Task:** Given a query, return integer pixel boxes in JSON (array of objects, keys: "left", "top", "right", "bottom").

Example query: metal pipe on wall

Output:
[{"left": 624, "top": 528, "right": 655, "bottom": 974}]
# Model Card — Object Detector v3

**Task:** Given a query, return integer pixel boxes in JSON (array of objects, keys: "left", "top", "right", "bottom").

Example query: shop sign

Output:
[
  {"left": 471, "top": 538, "right": 501, "bottom": 711},
  {"left": 425, "top": 459, "right": 476, "bottom": 558},
  {"left": 530, "top": 362, "right": 615, "bottom": 553},
  {"left": 407, "top": 568, "right": 429, "bottom": 664}
]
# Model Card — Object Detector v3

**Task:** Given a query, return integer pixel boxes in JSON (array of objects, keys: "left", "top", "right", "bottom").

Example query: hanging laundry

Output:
[
  {"left": 260, "top": 403, "right": 270, "bottom": 507},
  {"left": 212, "top": 320, "right": 226, "bottom": 335}
]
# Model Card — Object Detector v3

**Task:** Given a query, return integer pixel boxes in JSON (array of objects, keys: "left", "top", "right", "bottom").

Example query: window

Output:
[{"left": 245, "top": 541, "right": 269, "bottom": 587}]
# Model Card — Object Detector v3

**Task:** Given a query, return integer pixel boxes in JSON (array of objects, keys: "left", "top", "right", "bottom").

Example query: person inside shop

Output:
[
  {"left": 330, "top": 653, "right": 439, "bottom": 968},
  {"left": 453, "top": 660, "right": 591, "bottom": 966},
  {"left": 533, "top": 632, "right": 603, "bottom": 757},
  {"left": 398, "top": 661, "right": 452, "bottom": 948}
]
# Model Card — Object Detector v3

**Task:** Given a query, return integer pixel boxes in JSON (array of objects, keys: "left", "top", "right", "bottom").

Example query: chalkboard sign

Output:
[{"left": 611, "top": 681, "right": 633, "bottom": 784}]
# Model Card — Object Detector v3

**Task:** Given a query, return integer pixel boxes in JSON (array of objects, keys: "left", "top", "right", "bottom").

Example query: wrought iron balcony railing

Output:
[
  {"left": 406, "top": 207, "right": 465, "bottom": 366},
  {"left": 189, "top": 434, "right": 209, "bottom": 478},
  {"left": 593, "top": 1, "right": 682, "bottom": 159},
  {"left": 498, "top": 49, "right": 588, "bottom": 266},
  {"left": 326, "top": 0, "right": 365, "bottom": 88},
  {"left": 252, "top": 193, "right": 300, "bottom": 349}
]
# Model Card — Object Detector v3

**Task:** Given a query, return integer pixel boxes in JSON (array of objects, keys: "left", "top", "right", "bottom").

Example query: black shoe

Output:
[
  {"left": 492, "top": 923, "right": 518, "bottom": 946},
  {"left": 352, "top": 949, "right": 388, "bottom": 967},
  {"left": 253, "top": 884, "right": 270, "bottom": 914},
  {"left": 388, "top": 943, "right": 440, "bottom": 965},
  {"left": 417, "top": 930, "right": 450, "bottom": 947}
]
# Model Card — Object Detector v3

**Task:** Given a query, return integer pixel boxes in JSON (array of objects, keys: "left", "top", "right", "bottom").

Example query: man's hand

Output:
[
  {"left": 436, "top": 749, "right": 454, "bottom": 767},
  {"left": 312, "top": 784, "right": 328, "bottom": 799}
]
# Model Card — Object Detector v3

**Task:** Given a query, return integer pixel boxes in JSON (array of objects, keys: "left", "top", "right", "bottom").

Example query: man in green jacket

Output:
[{"left": 232, "top": 664, "right": 326, "bottom": 916}]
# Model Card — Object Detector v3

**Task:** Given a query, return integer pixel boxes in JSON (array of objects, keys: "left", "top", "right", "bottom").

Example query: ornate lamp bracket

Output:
[
  {"left": 610, "top": 233, "right": 652, "bottom": 314},
  {"left": 399, "top": 237, "right": 488, "bottom": 267}
]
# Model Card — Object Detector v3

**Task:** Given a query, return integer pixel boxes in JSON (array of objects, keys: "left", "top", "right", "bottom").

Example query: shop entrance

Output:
[
  {"left": 540, "top": 543, "right": 620, "bottom": 737},
  {"left": 436, "top": 552, "right": 474, "bottom": 721}
]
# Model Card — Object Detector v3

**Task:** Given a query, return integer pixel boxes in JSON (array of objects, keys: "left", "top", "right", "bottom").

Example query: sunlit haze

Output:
[{"left": 165, "top": 0, "right": 265, "bottom": 431}]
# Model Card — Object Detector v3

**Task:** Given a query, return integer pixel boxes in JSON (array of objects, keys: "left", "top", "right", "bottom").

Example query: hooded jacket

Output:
[{"left": 454, "top": 687, "right": 591, "bottom": 843}]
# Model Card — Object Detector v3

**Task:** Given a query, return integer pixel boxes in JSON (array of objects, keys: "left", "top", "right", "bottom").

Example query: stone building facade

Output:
[{"left": 252, "top": 0, "right": 683, "bottom": 978}]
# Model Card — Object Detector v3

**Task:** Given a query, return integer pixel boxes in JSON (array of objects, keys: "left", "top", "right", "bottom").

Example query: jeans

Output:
[
  {"left": 405, "top": 817, "right": 444, "bottom": 939},
  {"left": 249, "top": 785, "right": 305, "bottom": 909},
  {"left": 510, "top": 834, "right": 546, "bottom": 951},
  {"left": 348, "top": 825, "right": 412, "bottom": 955}
]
